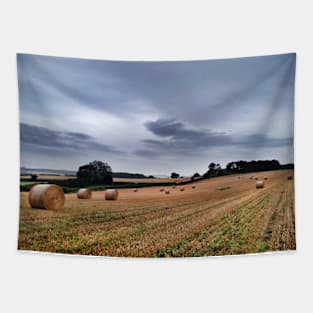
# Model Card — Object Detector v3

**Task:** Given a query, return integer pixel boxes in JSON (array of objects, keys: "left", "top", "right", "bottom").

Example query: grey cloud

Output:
[
  {"left": 145, "top": 119, "right": 185, "bottom": 137},
  {"left": 144, "top": 118, "right": 232, "bottom": 149},
  {"left": 140, "top": 118, "right": 292, "bottom": 155},
  {"left": 20, "top": 123, "right": 121, "bottom": 154},
  {"left": 237, "top": 134, "right": 293, "bottom": 148},
  {"left": 17, "top": 53, "right": 295, "bottom": 172},
  {"left": 133, "top": 149, "right": 161, "bottom": 158},
  {"left": 18, "top": 53, "right": 295, "bottom": 126}
]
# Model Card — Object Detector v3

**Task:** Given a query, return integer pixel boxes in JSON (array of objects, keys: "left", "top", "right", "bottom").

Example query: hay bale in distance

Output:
[
  {"left": 254, "top": 177, "right": 258, "bottom": 180},
  {"left": 256, "top": 180, "right": 264, "bottom": 189},
  {"left": 165, "top": 190, "right": 170, "bottom": 194},
  {"left": 160, "top": 188, "right": 164, "bottom": 192},
  {"left": 172, "top": 185, "right": 176, "bottom": 189},
  {"left": 105, "top": 189, "right": 118, "bottom": 200},
  {"left": 264, "top": 177, "right": 268, "bottom": 180},
  {"left": 287, "top": 176, "right": 293, "bottom": 180},
  {"left": 28, "top": 184, "right": 65, "bottom": 210},
  {"left": 180, "top": 187, "right": 185, "bottom": 191},
  {"left": 133, "top": 188, "right": 138, "bottom": 192},
  {"left": 77, "top": 188, "right": 92, "bottom": 199},
  {"left": 192, "top": 185, "right": 196, "bottom": 189}
]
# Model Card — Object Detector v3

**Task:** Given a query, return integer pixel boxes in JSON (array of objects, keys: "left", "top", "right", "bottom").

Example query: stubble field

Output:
[{"left": 18, "top": 170, "right": 295, "bottom": 257}]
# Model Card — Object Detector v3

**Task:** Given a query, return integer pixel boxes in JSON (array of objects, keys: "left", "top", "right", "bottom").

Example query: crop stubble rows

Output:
[{"left": 18, "top": 170, "right": 295, "bottom": 257}]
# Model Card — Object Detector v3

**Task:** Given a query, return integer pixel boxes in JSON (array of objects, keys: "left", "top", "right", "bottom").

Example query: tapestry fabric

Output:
[{"left": 17, "top": 53, "right": 296, "bottom": 257}]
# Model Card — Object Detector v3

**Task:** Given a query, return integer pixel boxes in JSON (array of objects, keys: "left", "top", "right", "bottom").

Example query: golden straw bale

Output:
[
  {"left": 105, "top": 189, "right": 119, "bottom": 200},
  {"left": 29, "top": 184, "right": 65, "bottom": 210},
  {"left": 256, "top": 180, "right": 264, "bottom": 189},
  {"left": 77, "top": 188, "right": 92, "bottom": 199}
]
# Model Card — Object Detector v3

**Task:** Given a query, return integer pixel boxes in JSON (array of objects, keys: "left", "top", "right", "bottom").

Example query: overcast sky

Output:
[{"left": 18, "top": 53, "right": 295, "bottom": 176}]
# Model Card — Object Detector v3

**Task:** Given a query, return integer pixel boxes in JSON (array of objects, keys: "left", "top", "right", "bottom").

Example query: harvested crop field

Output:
[{"left": 18, "top": 170, "right": 295, "bottom": 257}]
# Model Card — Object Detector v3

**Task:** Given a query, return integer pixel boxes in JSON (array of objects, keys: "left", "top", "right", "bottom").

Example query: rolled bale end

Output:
[
  {"left": 264, "top": 177, "right": 268, "bottom": 180},
  {"left": 254, "top": 177, "right": 258, "bottom": 180},
  {"left": 192, "top": 185, "right": 196, "bottom": 189},
  {"left": 165, "top": 190, "right": 170, "bottom": 194},
  {"left": 105, "top": 189, "right": 118, "bottom": 200},
  {"left": 77, "top": 188, "right": 92, "bottom": 199},
  {"left": 180, "top": 187, "right": 185, "bottom": 192},
  {"left": 256, "top": 180, "right": 264, "bottom": 189},
  {"left": 160, "top": 188, "right": 164, "bottom": 192},
  {"left": 29, "top": 184, "right": 65, "bottom": 210},
  {"left": 133, "top": 188, "right": 138, "bottom": 192}
]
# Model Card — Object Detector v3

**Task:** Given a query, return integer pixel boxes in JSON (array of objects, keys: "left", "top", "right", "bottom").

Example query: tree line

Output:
[
  {"left": 202, "top": 159, "right": 293, "bottom": 179},
  {"left": 22, "top": 159, "right": 293, "bottom": 190}
]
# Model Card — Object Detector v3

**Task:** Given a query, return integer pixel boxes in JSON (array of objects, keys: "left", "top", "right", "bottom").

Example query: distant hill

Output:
[
  {"left": 20, "top": 167, "right": 164, "bottom": 179},
  {"left": 20, "top": 167, "right": 77, "bottom": 176},
  {"left": 112, "top": 172, "right": 169, "bottom": 179},
  {"left": 150, "top": 174, "right": 170, "bottom": 179},
  {"left": 112, "top": 172, "right": 147, "bottom": 179}
]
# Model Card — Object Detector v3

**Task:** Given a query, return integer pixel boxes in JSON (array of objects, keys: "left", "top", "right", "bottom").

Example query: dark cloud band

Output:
[
  {"left": 139, "top": 118, "right": 292, "bottom": 155},
  {"left": 20, "top": 123, "right": 121, "bottom": 154}
]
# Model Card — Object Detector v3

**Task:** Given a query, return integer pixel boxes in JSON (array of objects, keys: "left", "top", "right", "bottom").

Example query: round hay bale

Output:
[
  {"left": 77, "top": 188, "right": 92, "bottom": 199},
  {"left": 165, "top": 190, "right": 170, "bottom": 194},
  {"left": 256, "top": 180, "right": 264, "bottom": 189},
  {"left": 172, "top": 185, "right": 176, "bottom": 189},
  {"left": 254, "top": 177, "right": 258, "bottom": 180},
  {"left": 264, "top": 177, "right": 268, "bottom": 180},
  {"left": 287, "top": 175, "right": 293, "bottom": 180},
  {"left": 180, "top": 187, "right": 185, "bottom": 191},
  {"left": 28, "top": 184, "right": 65, "bottom": 210},
  {"left": 192, "top": 185, "right": 196, "bottom": 189},
  {"left": 160, "top": 188, "right": 164, "bottom": 192},
  {"left": 105, "top": 189, "right": 118, "bottom": 200},
  {"left": 133, "top": 188, "right": 138, "bottom": 192}
]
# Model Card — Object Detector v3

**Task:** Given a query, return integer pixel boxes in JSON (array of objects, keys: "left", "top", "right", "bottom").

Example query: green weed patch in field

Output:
[{"left": 216, "top": 186, "right": 231, "bottom": 191}]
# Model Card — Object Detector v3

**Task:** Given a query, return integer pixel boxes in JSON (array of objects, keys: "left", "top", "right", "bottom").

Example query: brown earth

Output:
[{"left": 18, "top": 170, "right": 295, "bottom": 257}]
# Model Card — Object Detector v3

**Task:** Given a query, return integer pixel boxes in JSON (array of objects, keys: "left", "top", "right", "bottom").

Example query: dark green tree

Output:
[
  {"left": 171, "top": 172, "right": 180, "bottom": 179},
  {"left": 77, "top": 160, "right": 113, "bottom": 185},
  {"left": 191, "top": 172, "right": 200, "bottom": 180},
  {"left": 208, "top": 162, "right": 216, "bottom": 172}
]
